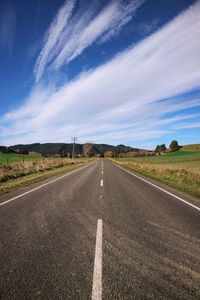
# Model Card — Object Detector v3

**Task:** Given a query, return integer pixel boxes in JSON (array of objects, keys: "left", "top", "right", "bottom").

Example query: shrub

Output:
[{"left": 170, "top": 140, "right": 180, "bottom": 152}]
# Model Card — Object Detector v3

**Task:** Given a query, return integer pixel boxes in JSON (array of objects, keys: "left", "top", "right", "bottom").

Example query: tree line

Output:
[{"left": 155, "top": 140, "right": 180, "bottom": 154}]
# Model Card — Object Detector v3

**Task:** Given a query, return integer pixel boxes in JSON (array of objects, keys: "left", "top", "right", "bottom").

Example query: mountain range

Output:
[{"left": 8, "top": 143, "right": 140, "bottom": 155}]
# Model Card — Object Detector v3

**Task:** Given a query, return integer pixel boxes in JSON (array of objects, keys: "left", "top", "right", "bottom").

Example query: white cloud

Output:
[
  {"left": 137, "top": 18, "right": 160, "bottom": 37},
  {"left": 34, "top": 0, "right": 76, "bottom": 82},
  {"left": 1, "top": 1, "right": 200, "bottom": 146},
  {"left": 171, "top": 122, "right": 200, "bottom": 129},
  {"left": 3, "top": 86, "right": 54, "bottom": 122},
  {"left": 34, "top": 0, "right": 145, "bottom": 81}
]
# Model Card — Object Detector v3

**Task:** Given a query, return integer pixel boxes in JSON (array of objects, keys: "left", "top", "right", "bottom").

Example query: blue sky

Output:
[{"left": 0, "top": 0, "right": 200, "bottom": 149}]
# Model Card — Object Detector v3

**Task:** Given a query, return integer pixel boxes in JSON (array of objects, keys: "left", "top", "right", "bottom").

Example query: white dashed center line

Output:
[
  {"left": 92, "top": 219, "right": 102, "bottom": 300},
  {"left": 100, "top": 180, "right": 103, "bottom": 187}
]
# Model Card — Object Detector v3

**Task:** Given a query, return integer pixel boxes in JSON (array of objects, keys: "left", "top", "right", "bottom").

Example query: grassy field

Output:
[
  {"left": 0, "top": 153, "right": 89, "bottom": 166},
  {"left": 0, "top": 153, "right": 44, "bottom": 166},
  {"left": 0, "top": 157, "right": 93, "bottom": 195},
  {"left": 180, "top": 144, "right": 200, "bottom": 151},
  {"left": 109, "top": 151, "right": 200, "bottom": 199},
  {"left": 116, "top": 151, "right": 200, "bottom": 164}
]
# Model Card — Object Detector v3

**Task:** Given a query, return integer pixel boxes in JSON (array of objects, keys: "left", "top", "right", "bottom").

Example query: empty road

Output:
[{"left": 0, "top": 158, "right": 200, "bottom": 299}]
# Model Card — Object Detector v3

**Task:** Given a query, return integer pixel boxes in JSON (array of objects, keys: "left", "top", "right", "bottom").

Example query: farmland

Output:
[
  {"left": 109, "top": 151, "right": 200, "bottom": 199},
  {"left": 0, "top": 153, "right": 44, "bottom": 166},
  {"left": 0, "top": 154, "right": 93, "bottom": 195},
  {"left": 180, "top": 143, "right": 200, "bottom": 151}
]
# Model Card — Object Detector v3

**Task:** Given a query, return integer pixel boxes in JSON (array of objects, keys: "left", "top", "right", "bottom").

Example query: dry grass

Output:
[
  {"left": 0, "top": 158, "right": 95, "bottom": 195},
  {"left": 109, "top": 158, "right": 200, "bottom": 199},
  {"left": 0, "top": 158, "right": 87, "bottom": 183},
  {"left": 180, "top": 144, "right": 200, "bottom": 151}
]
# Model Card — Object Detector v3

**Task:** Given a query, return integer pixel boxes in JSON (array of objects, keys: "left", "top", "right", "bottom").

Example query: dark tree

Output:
[
  {"left": 60, "top": 149, "right": 68, "bottom": 157},
  {"left": 83, "top": 142, "right": 93, "bottom": 160},
  {"left": 155, "top": 144, "right": 166, "bottom": 153},
  {"left": 160, "top": 144, "right": 166, "bottom": 152},
  {"left": 20, "top": 148, "right": 29, "bottom": 155},
  {"left": 170, "top": 140, "right": 180, "bottom": 152}
]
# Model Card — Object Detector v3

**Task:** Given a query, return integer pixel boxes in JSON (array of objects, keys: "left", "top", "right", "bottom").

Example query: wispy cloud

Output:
[
  {"left": 1, "top": 1, "right": 200, "bottom": 147},
  {"left": 171, "top": 122, "right": 200, "bottom": 129},
  {"left": 34, "top": 0, "right": 145, "bottom": 82},
  {"left": 0, "top": 2, "right": 16, "bottom": 54},
  {"left": 34, "top": 0, "right": 76, "bottom": 82},
  {"left": 137, "top": 18, "right": 160, "bottom": 36}
]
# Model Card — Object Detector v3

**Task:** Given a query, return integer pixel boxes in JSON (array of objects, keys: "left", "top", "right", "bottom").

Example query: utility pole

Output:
[{"left": 71, "top": 137, "right": 78, "bottom": 163}]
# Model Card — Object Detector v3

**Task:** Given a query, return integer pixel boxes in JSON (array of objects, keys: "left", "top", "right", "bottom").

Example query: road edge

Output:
[
  {"left": 0, "top": 161, "right": 94, "bottom": 198},
  {"left": 107, "top": 159, "right": 200, "bottom": 210}
]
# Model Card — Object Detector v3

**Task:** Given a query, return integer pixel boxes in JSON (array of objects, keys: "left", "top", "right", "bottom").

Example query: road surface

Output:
[{"left": 0, "top": 158, "right": 200, "bottom": 299}]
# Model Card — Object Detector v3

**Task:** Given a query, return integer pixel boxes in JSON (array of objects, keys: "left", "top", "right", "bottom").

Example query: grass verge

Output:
[
  {"left": 108, "top": 158, "right": 200, "bottom": 200},
  {"left": 0, "top": 161, "right": 90, "bottom": 196}
]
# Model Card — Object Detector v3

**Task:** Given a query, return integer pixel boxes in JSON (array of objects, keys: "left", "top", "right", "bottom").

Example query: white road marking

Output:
[
  {"left": 102, "top": 171, "right": 103, "bottom": 174},
  {"left": 92, "top": 219, "right": 102, "bottom": 300},
  {"left": 115, "top": 164, "right": 200, "bottom": 212},
  {"left": 0, "top": 163, "right": 91, "bottom": 207},
  {"left": 100, "top": 180, "right": 103, "bottom": 187}
]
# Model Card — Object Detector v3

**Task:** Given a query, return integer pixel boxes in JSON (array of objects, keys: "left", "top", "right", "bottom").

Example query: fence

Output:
[{"left": 0, "top": 156, "right": 63, "bottom": 167}]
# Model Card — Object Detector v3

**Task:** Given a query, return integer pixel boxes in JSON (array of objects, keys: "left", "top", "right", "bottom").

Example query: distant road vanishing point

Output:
[{"left": 0, "top": 158, "right": 200, "bottom": 299}]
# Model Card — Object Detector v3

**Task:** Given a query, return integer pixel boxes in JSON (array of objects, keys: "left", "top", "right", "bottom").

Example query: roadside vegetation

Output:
[
  {"left": 108, "top": 151, "right": 200, "bottom": 199},
  {"left": 1, "top": 141, "right": 199, "bottom": 198},
  {"left": 0, "top": 152, "right": 44, "bottom": 166},
  {"left": 0, "top": 158, "right": 93, "bottom": 195}
]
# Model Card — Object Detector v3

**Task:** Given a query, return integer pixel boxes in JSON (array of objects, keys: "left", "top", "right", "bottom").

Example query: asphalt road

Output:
[{"left": 0, "top": 158, "right": 200, "bottom": 299}]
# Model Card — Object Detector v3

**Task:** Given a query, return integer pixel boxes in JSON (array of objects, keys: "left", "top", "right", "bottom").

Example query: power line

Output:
[{"left": 71, "top": 137, "right": 78, "bottom": 163}]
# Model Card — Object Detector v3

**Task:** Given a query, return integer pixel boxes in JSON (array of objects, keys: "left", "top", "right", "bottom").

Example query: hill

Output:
[
  {"left": 0, "top": 146, "right": 16, "bottom": 154},
  {"left": 9, "top": 143, "right": 139, "bottom": 155},
  {"left": 180, "top": 144, "right": 200, "bottom": 151}
]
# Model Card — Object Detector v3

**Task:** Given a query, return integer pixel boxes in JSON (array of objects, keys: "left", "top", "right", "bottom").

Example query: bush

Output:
[
  {"left": 170, "top": 140, "right": 180, "bottom": 152},
  {"left": 155, "top": 144, "right": 166, "bottom": 153}
]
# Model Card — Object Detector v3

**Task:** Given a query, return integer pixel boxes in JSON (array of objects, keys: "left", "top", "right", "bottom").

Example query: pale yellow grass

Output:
[
  {"left": 109, "top": 159, "right": 200, "bottom": 198},
  {"left": 0, "top": 158, "right": 87, "bottom": 182}
]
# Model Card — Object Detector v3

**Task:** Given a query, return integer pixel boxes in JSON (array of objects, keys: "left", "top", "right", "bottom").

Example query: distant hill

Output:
[
  {"left": 0, "top": 146, "right": 16, "bottom": 154},
  {"left": 7, "top": 142, "right": 200, "bottom": 155},
  {"left": 180, "top": 144, "right": 200, "bottom": 151},
  {"left": 9, "top": 143, "right": 140, "bottom": 155}
]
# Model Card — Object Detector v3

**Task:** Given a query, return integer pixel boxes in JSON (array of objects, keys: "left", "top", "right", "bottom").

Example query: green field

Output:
[
  {"left": 0, "top": 153, "right": 86, "bottom": 166},
  {"left": 0, "top": 153, "right": 45, "bottom": 166},
  {"left": 110, "top": 151, "right": 200, "bottom": 199},
  {"left": 115, "top": 151, "right": 200, "bottom": 164},
  {"left": 0, "top": 152, "right": 91, "bottom": 165}
]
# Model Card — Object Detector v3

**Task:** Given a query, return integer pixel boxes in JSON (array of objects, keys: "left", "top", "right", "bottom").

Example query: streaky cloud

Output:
[
  {"left": 34, "top": 0, "right": 145, "bottom": 81},
  {"left": 1, "top": 1, "right": 200, "bottom": 146},
  {"left": 34, "top": 0, "right": 76, "bottom": 82}
]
